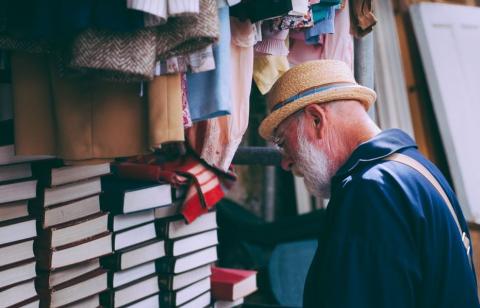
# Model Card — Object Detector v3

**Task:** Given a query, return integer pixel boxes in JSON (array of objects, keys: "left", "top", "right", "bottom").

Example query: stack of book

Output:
[
  {"left": 0, "top": 145, "right": 41, "bottom": 308},
  {"left": 155, "top": 211, "right": 219, "bottom": 308},
  {"left": 211, "top": 266, "right": 258, "bottom": 308},
  {"left": 32, "top": 162, "right": 113, "bottom": 307},
  {"left": 99, "top": 177, "right": 181, "bottom": 307}
]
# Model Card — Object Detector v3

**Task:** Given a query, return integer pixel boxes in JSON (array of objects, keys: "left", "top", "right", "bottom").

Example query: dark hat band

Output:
[{"left": 271, "top": 82, "right": 357, "bottom": 112}]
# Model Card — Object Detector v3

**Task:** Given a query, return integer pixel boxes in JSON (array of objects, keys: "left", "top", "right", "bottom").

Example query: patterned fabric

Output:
[
  {"left": 186, "top": 17, "right": 254, "bottom": 172},
  {"left": 270, "top": 11, "right": 313, "bottom": 30},
  {"left": 127, "top": 0, "right": 168, "bottom": 17},
  {"left": 116, "top": 155, "right": 225, "bottom": 223},
  {"left": 181, "top": 73, "right": 193, "bottom": 128},
  {"left": 68, "top": 28, "right": 157, "bottom": 81},
  {"left": 1, "top": 0, "right": 219, "bottom": 82},
  {"left": 154, "top": 46, "right": 215, "bottom": 75}
]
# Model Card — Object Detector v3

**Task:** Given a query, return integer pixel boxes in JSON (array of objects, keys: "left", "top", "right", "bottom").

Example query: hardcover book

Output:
[
  {"left": 165, "top": 229, "right": 218, "bottom": 257},
  {"left": 109, "top": 209, "right": 155, "bottom": 233},
  {"left": 0, "top": 238, "right": 35, "bottom": 269},
  {"left": 0, "top": 217, "right": 36, "bottom": 246},
  {"left": 113, "top": 222, "right": 157, "bottom": 251},
  {"left": 211, "top": 267, "right": 258, "bottom": 301},
  {"left": 160, "top": 277, "right": 211, "bottom": 307},
  {"left": 38, "top": 269, "right": 107, "bottom": 308},
  {"left": 36, "top": 232, "right": 112, "bottom": 271},
  {"left": 36, "top": 259, "right": 100, "bottom": 290},
  {"left": 0, "top": 200, "right": 29, "bottom": 222},
  {"left": 100, "top": 274, "right": 160, "bottom": 308},
  {"left": 157, "top": 211, "right": 217, "bottom": 239},
  {"left": 39, "top": 177, "right": 101, "bottom": 208},
  {"left": 155, "top": 246, "right": 217, "bottom": 274},
  {"left": 0, "top": 259, "right": 36, "bottom": 290},
  {"left": 101, "top": 239, "right": 165, "bottom": 271},
  {"left": 101, "top": 177, "right": 173, "bottom": 214},
  {"left": 0, "top": 163, "right": 31, "bottom": 183},
  {"left": 34, "top": 161, "right": 111, "bottom": 187},
  {"left": 0, "top": 279, "right": 37, "bottom": 308},
  {"left": 0, "top": 179, "right": 37, "bottom": 204},
  {"left": 36, "top": 212, "right": 108, "bottom": 249},
  {"left": 33, "top": 194, "right": 101, "bottom": 229},
  {"left": 158, "top": 264, "right": 212, "bottom": 291}
]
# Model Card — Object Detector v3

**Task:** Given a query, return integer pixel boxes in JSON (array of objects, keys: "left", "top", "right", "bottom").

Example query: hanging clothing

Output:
[
  {"left": 288, "top": 2, "right": 353, "bottom": 70},
  {"left": 10, "top": 51, "right": 149, "bottom": 163},
  {"left": 349, "top": 0, "right": 377, "bottom": 37},
  {"left": 187, "top": 16, "right": 254, "bottom": 172},
  {"left": 68, "top": 0, "right": 218, "bottom": 82},
  {"left": 254, "top": 22, "right": 289, "bottom": 56},
  {"left": 229, "top": 0, "right": 292, "bottom": 23},
  {"left": 253, "top": 54, "right": 290, "bottom": 95},
  {"left": 304, "top": 6, "right": 335, "bottom": 45},
  {"left": 148, "top": 74, "right": 185, "bottom": 149},
  {"left": 10, "top": 51, "right": 189, "bottom": 162},
  {"left": 127, "top": 0, "right": 168, "bottom": 18},
  {"left": 168, "top": 0, "right": 200, "bottom": 16},
  {"left": 0, "top": 0, "right": 219, "bottom": 82},
  {"left": 154, "top": 46, "right": 215, "bottom": 75},
  {"left": 187, "top": 5, "right": 232, "bottom": 122},
  {"left": 181, "top": 74, "right": 193, "bottom": 128},
  {"left": 270, "top": 6, "right": 314, "bottom": 31},
  {"left": 320, "top": 1, "right": 353, "bottom": 71}
]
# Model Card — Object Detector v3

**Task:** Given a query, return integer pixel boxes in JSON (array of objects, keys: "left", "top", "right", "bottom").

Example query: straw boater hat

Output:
[{"left": 258, "top": 60, "right": 377, "bottom": 140}]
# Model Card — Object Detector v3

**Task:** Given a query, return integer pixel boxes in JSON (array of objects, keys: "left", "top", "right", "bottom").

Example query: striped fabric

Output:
[
  {"left": 116, "top": 155, "right": 224, "bottom": 223},
  {"left": 127, "top": 0, "right": 168, "bottom": 18}
]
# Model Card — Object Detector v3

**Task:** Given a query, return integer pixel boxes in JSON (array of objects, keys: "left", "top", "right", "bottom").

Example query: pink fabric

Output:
[
  {"left": 320, "top": 1, "right": 353, "bottom": 71},
  {"left": 181, "top": 73, "right": 193, "bottom": 128},
  {"left": 288, "top": 2, "right": 353, "bottom": 70},
  {"left": 187, "top": 17, "right": 254, "bottom": 172},
  {"left": 254, "top": 22, "right": 289, "bottom": 56}
]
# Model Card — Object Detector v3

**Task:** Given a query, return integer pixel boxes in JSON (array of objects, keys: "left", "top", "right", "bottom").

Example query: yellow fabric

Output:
[
  {"left": 253, "top": 54, "right": 290, "bottom": 95},
  {"left": 11, "top": 52, "right": 186, "bottom": 163},
  {"left": 148, "top": 74, "right": 185, "bottom": 149}
]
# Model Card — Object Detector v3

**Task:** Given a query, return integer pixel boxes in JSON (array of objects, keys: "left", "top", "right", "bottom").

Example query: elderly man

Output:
[{"left": 259, "top": 60, "right": 479, "bottom": 307}]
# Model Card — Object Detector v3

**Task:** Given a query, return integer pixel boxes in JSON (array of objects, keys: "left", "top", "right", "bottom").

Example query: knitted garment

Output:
[
  {"left": 254, "top": 22, "right": 289, "bottom": 56},
  {"left": 10, "top": 0, "right": 220, "bottom": 82}
]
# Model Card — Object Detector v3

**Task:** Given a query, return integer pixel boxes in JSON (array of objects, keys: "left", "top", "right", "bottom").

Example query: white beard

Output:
[{"left": 294, "top": 125, "right": 334, "bottom": 199}]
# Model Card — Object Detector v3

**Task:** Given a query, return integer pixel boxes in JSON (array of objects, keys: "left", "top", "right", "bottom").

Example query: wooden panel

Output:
[{"left": 411, "top": 3, "right": 480, "bottom": 222}]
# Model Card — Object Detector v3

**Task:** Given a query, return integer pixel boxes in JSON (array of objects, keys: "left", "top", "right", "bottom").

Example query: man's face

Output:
[{"left": 274, "top": 112, "right": 334, "bottom": 198}]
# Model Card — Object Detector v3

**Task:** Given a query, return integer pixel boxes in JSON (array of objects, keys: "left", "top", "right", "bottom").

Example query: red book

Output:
[{"left": 211, "top": 266, "right": 257, "bottom": 301}]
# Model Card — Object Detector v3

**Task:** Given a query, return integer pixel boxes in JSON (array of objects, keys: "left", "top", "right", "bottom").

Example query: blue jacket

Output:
[{"left": 303, "top": 129, "right": 479, "bottom": 308}]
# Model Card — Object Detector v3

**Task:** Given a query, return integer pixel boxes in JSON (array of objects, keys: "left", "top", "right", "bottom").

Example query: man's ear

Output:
[{"left": 304, "top": 103, "right": 326, "bottom": 139}]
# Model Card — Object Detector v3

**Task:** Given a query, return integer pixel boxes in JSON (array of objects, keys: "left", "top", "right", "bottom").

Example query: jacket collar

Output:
[{"left": 334, "top": 129, "right": 417, "bottom": 179}]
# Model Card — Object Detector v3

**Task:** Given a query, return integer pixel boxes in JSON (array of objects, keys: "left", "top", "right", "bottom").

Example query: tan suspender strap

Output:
[{"left": 385, "top": 153, "right": 471, "bottom": 262}]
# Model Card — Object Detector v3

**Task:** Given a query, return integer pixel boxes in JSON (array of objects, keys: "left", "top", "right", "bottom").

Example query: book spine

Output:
[
  {"left": 34, "top": 247, "right": 52, "bottom": 271},
  {"left": 159, "top": 291, "right": 176, "bottom": 306},
  {"left": 155, "top": 258, "right": 175, "bottom": 274},
  {"left": 157, "top": 275, "right": 173, "bottom": 290},
  {"left": 35, "top": 230, "right": 53, "bottom": 250},
  {"left": 99, "top": 290, "right": 114, "bottom": 307},
  {"left": 154, "top": 220, "right": 168, "bottom": 239},
  {"left": 35, "top": 274, "right": 52, "bottom": 291},
  {"left": 100, "top": 254, "right": 122, "bottom": 271},
  {"left": 100, "top": 193, "right": 125, "bottom": 215}
]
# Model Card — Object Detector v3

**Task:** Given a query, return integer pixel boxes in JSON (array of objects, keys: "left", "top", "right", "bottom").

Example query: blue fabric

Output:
[
  {"left": 187, "top": 6, "right": 232, "bottom": 122},
  {"left": 4, "top": 0, "right": 144, "bottom": 40},
  {"left": 305, "top": 6, "right": 335, "bottom": 45},
  {"left": 303, "top": 129, "right": 479, "bottom": 308}
]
